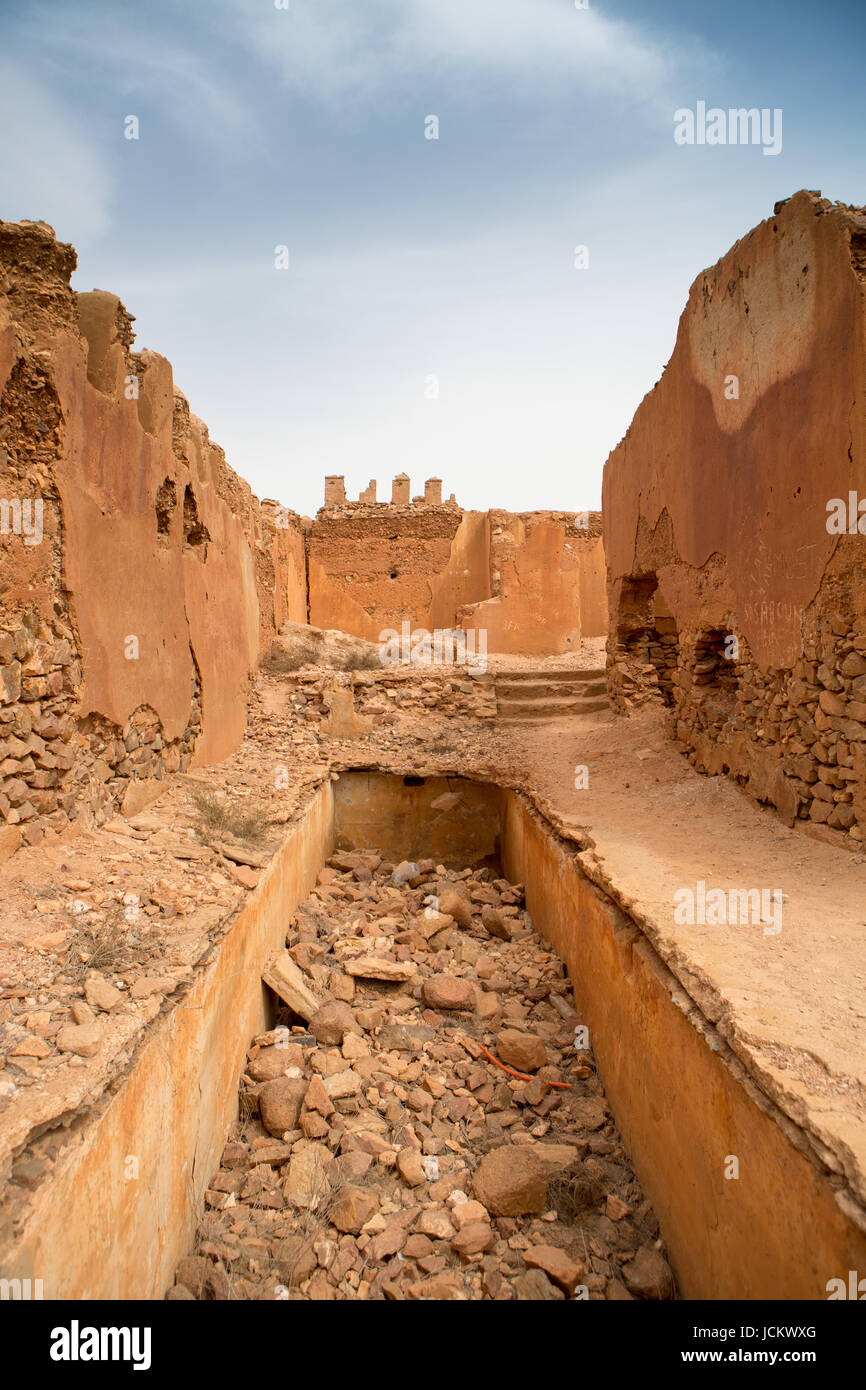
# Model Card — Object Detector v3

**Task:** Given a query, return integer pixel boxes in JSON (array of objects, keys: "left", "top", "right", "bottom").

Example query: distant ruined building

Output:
[{"left": 309, "top": 474, "right": 606, "bottom": 652}]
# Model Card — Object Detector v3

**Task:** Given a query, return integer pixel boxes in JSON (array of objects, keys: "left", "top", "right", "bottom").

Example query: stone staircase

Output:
[{"left": 493, "top": 667, "right": 609, "bottom": 723}]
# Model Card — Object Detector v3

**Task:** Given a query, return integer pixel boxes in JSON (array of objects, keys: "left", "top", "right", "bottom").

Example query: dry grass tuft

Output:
[
  {"left": 63, "top": 903, "right": 142, "bottom": 982},
  {"left": 548, "top": 1162, "right": 605, "bottom": 1223},
  {"left": 192, "top": 789, "right": 269, "bottom": 843}
]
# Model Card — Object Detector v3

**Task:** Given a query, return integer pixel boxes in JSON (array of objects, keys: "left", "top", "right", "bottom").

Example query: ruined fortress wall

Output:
[
  {"left": 578, "top": 534, "right": 609, "bottom": 641},
  {"left": 427, "top": 510, "right": 491, "bottom": 633},
  {"left": 307, "top": 502, "right": 465, "bottom": 639},
  {"left": 308, "top": 499, "right": 606, "bottom": 653},
  {"left": 464, "top": 510, "right": 606, "bottom": 655},
  {"left": 257, "top": 501, "right": 308, "bottom": 650},
  {"left": 602, "top": 190, "right": 866, "bottom": 843},
  {"left": 0, "top": 220, "right": 300, "bottom": 846}
]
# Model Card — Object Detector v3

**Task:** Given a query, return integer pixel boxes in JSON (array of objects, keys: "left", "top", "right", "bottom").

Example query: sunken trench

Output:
[
  {"left": 6, "top": 772, "right": 862, "bottom": 1302},
  {"left": 169, "top": 778, "right": 672, "bottom": 1302}
]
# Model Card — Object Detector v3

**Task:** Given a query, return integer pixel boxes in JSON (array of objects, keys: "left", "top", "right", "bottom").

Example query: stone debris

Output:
[
  {"left": 344, "top": 956, "right": 417, "bottom": 983},
  {"left": 55, "top": 1021, "right": 101, "bottom": 1058},
  {"left": 170, "top": 851, "right": 675, "bottom": 1301},
  {"left": 261, "top": 950, "right": 321, "bottom": 1021},
  {"left": 421, "top": 975, "right": 476, "bottom": 1012},
  {"left": 83, "top": 972, "right": 123, "bottom": 1013}
]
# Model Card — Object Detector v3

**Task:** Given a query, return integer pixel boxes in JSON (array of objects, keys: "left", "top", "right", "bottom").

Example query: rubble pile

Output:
[{"left": 171, "top": 851, "right": 674, "bottom": 1301}]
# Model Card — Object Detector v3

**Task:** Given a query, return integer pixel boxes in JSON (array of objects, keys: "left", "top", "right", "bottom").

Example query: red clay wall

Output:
[
  {"left": 307, "top": 502, "right": 464, "bottom": 638},
  {"left": 464, "top": 510, "right": 606, "bottom": 655},
  {"left": 0, "top": 220, "right": 301, "bottom": 845},
  {"left": 603, "top": 191, "right": 866, "bottom": 845},
  {"left": 308, "top": 502, "right": 606, "bottom": 654}
]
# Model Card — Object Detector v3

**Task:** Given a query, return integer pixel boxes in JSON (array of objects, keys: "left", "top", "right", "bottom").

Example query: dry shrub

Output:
[
  {"left": 63, "top": 903, "right": 143, "bottom": 982},
  {"left": 548, "top": 1162, "right": 605, "bottom": 1223},
  {"left": 192, "top": 789, "right": 268, "bottom": 843}
]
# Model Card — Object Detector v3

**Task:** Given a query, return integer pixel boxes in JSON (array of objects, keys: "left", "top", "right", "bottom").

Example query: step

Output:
[
  {"left": 496, "top": 678, "right": 607, "bottom": 700},
  {"left": 494, "top": 667, "right": 605, "bottom": 684},
  {"left": 496, "top": 695, "right": 610, "bottom": 719},
  {"left": 496, "top": 688, "right": 608, "bottom": 709},
  {"left": 502, "top": 693, "right": 609, "bottom": 710}
]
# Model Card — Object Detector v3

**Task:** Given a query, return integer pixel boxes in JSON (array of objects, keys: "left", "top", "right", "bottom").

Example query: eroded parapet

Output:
[
  {"left": 0, "top": 219, "right": 299, "bottom": 854},
  {"left": 602, "top": 190, "right": 866, "bottom": 846},
  {"left": 324, "top": 475, "right": 346, "bottom": 507},
  {"left": 320, "top": 473, "right": 459, "bottom": 510}
]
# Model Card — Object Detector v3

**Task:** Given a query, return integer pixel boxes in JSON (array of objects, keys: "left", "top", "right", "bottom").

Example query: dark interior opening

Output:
[
  {"left": 692, "top": 627, "right": 738, "bottom": 697},
  {"left": 616, "top": 573, "right": 679, "bottom": 705},
  {"left": 155, "top": 477, "right": 176, "bottom": 545},
  {"left": 183, "top": 484, "right": 211, "bottom": 553}
]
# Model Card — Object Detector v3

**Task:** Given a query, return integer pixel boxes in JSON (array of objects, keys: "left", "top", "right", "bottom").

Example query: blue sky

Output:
[{"left": 1, "top": 0, "right": 864, "bottom": 516}]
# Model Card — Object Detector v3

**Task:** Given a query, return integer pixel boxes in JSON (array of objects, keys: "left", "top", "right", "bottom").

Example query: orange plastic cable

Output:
[{"left": 475, "top": 1039, "right": 572, "bottom": 1089}]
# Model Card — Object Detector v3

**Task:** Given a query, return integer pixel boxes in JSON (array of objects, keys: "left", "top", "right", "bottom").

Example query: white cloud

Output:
[
  {"left": 0, "top": 64, "right": 112, "bottom": 241},
  {"left": 233, "top": 0, "right": 700, "bottom": 108}
]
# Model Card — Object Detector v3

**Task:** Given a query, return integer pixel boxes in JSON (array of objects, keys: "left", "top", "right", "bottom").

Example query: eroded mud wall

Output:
[
  {"left": 603, "top": 190, "right": 866, "bottom": 843},
  {"left": 308, "top": 500, "right": 606, "bottom": 655},
  {"left": 0, "top": 220, "right": 303, "bottom": 849},
  {"left": 464, "top": 510, "right": 607, "bottom": 654},
  {"left": 307, "top": 501, "right": 465, "bottom": 639}
]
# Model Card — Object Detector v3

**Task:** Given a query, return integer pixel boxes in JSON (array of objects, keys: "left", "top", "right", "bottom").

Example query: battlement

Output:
[{"left": 321, "top": 475, "right": 457, "bottom": 510}]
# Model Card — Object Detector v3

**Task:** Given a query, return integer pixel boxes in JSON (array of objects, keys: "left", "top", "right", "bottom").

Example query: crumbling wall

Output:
[
  {"left": 603, "top": 190, "right": 866, "bottom": 843},
  {"left": 463, "top": 510, "right": 606, "bottom": 655},
  {"left": 257, "top": 501, "right": 308, "bottom": 649},
  {"left": 0, "top": 220, "right": 298, "bottom": 850},
  {"left": 308, "top": 492, "right": 606, "bottom": 656},
  {"left": 276, "top": 665, "right": 496, "bottom": 730},
  {"left": 427, "top": 510, "right": 491, "bottom": 632},
  {"left": 307, "top": 501, "right": 464, "bottom": 638}
]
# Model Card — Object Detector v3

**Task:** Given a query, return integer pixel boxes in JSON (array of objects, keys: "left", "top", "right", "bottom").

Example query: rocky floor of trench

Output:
[{"left": 170, "top": 850, "right": 676, "bottom": 1302}]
